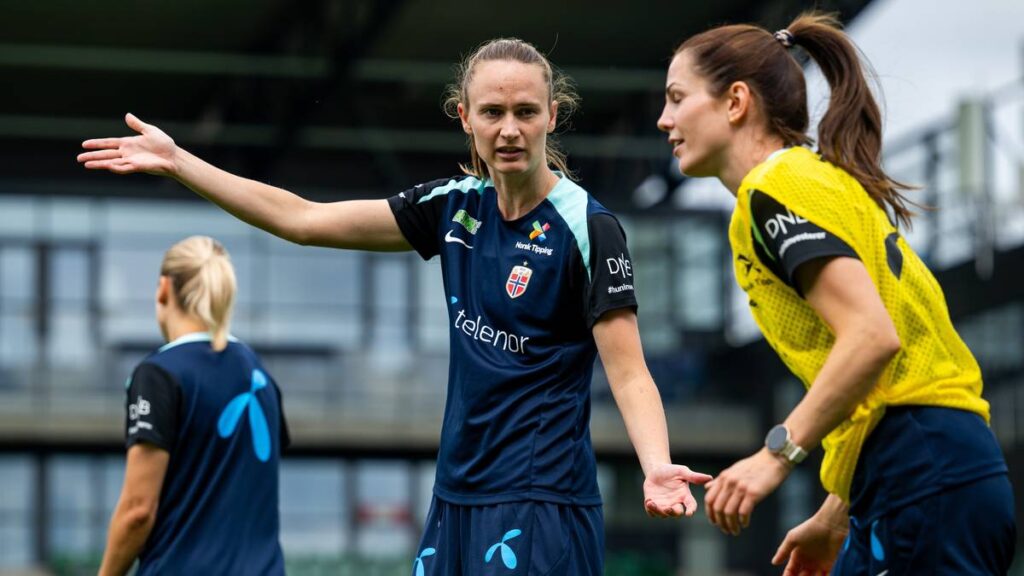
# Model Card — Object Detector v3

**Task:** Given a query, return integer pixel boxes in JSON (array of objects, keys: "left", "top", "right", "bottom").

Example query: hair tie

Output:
[{"left": 773, "top": 29, "right": 795, "bottom": 48}]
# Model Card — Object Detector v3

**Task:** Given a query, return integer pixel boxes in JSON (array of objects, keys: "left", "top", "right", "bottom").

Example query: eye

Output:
[
  {"left": 516, "top": 107, "right": 539, "bottom": 118},
  {"left": 482, "top": 108, "right": 502, "bottom": 118}
]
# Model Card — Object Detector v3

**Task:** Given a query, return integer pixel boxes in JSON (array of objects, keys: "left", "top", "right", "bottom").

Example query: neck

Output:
[
  {"left": 164, "top": 313, "right": 209, "bottom": 344},
  {"left": 489, "top": 166, "right": 560, "bottom": 221},
  {"left": 719, "top": 133, "right": 788, "bottom": 196}
]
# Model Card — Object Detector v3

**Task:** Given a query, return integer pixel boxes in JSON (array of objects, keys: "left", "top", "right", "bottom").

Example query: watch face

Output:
[{"left": 766, "top": 425, "right": 788, "bottom": 452}]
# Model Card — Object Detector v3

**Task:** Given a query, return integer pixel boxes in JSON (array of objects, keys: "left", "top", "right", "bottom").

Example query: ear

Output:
[
  {"left": 156, "top": 275, "right": 171, "bottom": 306},
  {"left": 725, "top": 81, "right": 753, "bottom": 125},
  {"left": 457, "top": 102, "right": 472, "bottom": 135},
  {"left": 547, "top": 100, "right": 559, "bottom": 133}
]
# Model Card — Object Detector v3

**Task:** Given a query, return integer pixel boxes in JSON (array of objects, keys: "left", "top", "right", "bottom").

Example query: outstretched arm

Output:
[
  {"left": 78, "top": 113, "right": 411, "bottom": 251},
  {"left": 593, "top": 308, "right": 712, "bottom": 518}
]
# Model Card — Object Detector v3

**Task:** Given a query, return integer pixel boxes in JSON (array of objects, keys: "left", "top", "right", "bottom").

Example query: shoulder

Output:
[
  {"left": 546, "top": 178, "right": 620, "bottom": 235},
  {"left": 741, "top": 148, "right": 865, "bottom": 218},
  {"left": 748, "top": 147, "right": 833, "bottom": 191},
  {"left": 128, "top": 358, "right": 180, "bottom": 391},
  {"left": 401, "top": 175, "right": 487, "bottom": 203}
]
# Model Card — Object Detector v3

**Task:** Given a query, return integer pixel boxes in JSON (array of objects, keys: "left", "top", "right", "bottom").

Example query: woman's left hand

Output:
[
  {"left": 643, "top": 463, "right": 714, "bottom": 518},
  {"left": 704, "top": 448, "right": 792, "bottom": 535}
]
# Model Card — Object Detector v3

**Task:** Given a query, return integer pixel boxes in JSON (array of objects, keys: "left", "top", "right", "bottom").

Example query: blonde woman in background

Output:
[{"left": 99, "top": 236, "right": 289, "bottom": 576}]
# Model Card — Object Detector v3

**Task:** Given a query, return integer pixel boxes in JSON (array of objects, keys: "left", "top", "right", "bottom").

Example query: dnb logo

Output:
[{"left": 505, "top": 263, "right": 532, "bottom": 299}]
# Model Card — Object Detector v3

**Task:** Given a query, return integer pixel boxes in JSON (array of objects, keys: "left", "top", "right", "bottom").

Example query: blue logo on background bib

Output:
[{"left": 217, "top": 369, "right": 272, "bottom": 462}]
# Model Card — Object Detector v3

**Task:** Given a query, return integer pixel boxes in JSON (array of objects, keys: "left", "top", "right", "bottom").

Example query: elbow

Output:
[
  {"left": 861, "top": 322, "right": 901, "bottom": 365},
  {"left": 284, "top": 221, "right": 314, "bottom": 247},
  {"left": 879, "top": 330, "right": 902, "bottom": 360},
  {"left": 281, "top": 199, "right": 316, "bottom": 246},
  {"left": 121, "top": 500, "right": 159, "bottom": 532},
  {"left": 288, "top": 228, "right": 313, "bottom": 246}
]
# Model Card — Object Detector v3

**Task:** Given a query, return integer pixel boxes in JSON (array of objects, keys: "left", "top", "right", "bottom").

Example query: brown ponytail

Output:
[{"left": 678, "top": 11, "right": 917, "bottom": 227}]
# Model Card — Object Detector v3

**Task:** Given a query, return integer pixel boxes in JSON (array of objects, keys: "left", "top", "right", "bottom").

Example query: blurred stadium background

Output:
[{"left": 0, "top": 0, "right": 1022, "bottom": 574}]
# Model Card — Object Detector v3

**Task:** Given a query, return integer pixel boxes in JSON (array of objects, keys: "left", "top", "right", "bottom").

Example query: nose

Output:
[
  {"left": 656, "top": 106, "right": 673, "bottom": 133},
  {"left": 499, "top": 113, "right": 521, "bottom": 140}
]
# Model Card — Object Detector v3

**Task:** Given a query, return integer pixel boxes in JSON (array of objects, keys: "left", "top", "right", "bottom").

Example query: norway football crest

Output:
[{"left": 505, "top": 264, "right": 532, "bottom": 299}]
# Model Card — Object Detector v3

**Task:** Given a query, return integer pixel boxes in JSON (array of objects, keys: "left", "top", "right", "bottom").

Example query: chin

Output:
[
  {"left": 678, "top": 157, "right": 714, "bottom": 179},
  {"left": 490, "top": 161, "right": 532, "bottom": 176}
]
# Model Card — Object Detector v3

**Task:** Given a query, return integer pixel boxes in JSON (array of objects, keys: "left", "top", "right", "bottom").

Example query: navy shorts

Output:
[
  {"left": 411, "top": 496, "right": 604, "bottom": 576},
  {"left": 833, "top": 474, "right": 1016, "bottom": 575}
]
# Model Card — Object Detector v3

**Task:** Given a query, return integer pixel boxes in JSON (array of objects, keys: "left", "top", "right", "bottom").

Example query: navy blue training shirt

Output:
[
  {"left": 125, "top": 333, "right": 289, "bottom": 575},
  {"left": 389, "top": 175, "right": 637, "bottom": 505}
]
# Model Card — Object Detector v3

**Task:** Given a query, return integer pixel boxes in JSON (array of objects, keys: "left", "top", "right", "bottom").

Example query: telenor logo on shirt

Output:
[{"left": 217, "top": 369, "right": 273, "bottom": 462}]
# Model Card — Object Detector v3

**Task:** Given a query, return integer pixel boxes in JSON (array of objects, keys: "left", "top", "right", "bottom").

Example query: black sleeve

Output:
[
  {"left": 125, "top": 363, "right": 182, "bottom": 452},
  {"left": 750, "top": 189, "right": 859, "bottom": 292},
  {"left": 387, "top": 178, "right": 455, "bottom": 261},
  {"left": 275, "top": 384, "right": 291, "bottom": 451},
  {"left": 585, "top": 213, "right": 639, "bottom": 327}
]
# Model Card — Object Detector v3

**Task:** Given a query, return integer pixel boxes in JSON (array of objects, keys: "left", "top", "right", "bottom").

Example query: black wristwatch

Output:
[{"left": 765, "top": 424, "right": 808, "bottom": 465}]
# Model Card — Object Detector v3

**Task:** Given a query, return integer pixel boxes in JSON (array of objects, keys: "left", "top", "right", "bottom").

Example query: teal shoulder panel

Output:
[
  {"left": 546, "top": 178, "right": 593, "bottom": 280},
  {"left": 416, "top": 176, "right": 485, "bottom": 204}
]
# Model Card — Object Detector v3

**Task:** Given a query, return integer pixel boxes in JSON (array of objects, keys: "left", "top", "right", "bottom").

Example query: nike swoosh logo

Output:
[{"left": 444, "top": 230, "right": 473, "bottom": 249}]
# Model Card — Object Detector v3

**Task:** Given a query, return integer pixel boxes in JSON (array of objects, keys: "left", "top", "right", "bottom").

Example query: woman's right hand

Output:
[
  {"left": 771, "top": 495, "right": 849, "bottom": 576},
  {"left": 78, "top": 113, "right": 178, "bottom": 177}
]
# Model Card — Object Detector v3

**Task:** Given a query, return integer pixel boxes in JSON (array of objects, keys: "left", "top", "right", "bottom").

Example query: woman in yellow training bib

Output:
[{"left": 658, "top": 12, "right": 1014, "bottom": 575}]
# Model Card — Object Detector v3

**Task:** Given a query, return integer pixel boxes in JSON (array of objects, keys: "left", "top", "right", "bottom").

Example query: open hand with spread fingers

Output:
[
  {"left": 78, "top": 113, "right": 178, "bottom": 177},
  {"left": 643, "top": 463, "right": 713, "bottom": 518}
]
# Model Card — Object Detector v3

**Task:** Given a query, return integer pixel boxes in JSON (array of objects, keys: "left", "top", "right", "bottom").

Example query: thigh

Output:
[
  {"left": 834, "top": 496, "right": 941, "bottom": 576},
  {"left": 831, "top": 517, "right": 871, "bottom": 576},
  {"left": 840, "top": 475, "right": 1017, "bottom": 576},
  {"left": 414, "top": 500, "right": 603, "bottom": 576},
  {"left": 558, "top": 504, "right": 604, "bottom": 576},
  {"left": 413, "top": 497, "right": 458, "bottom": 576},
  {"left": 937, "top": 474, "right": 1016, "bottom": 575}
]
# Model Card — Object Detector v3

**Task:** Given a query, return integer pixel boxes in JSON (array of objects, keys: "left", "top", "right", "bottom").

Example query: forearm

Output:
[
  {"left": 785, "top": 331, "right": 897, "bottom": 451},
  {"left": 611, "top": 375, "right": 672, "bottom": 476},
  {"left": 98, "top": 506, "right": 155, "bottom": 576},
  {"left": 815, "top": 493, "right": 850, "bottom": 531},
  {"left": 171, "top": 147, "right": 312, "bottom": 244}
]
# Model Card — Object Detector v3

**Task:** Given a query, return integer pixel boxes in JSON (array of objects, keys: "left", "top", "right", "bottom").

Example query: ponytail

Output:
[
  {"left": 678, "top": 11, "right": 917, "bottom": 227},
  {"left": 785, "top": 12, "right": 916, "bottom": 227},
  {"left": 160, "top": 236, "right": 237, "bottom": 351}
]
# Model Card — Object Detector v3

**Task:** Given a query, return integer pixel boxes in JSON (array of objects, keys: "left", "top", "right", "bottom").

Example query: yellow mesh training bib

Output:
[{"left": 729, "top": 146, "right": 989, "bottom": 501}]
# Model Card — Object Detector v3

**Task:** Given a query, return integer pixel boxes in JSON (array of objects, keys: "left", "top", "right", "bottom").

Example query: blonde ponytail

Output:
[{"left": 161, "top": 236, "right": 237, "bottom": 351}]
